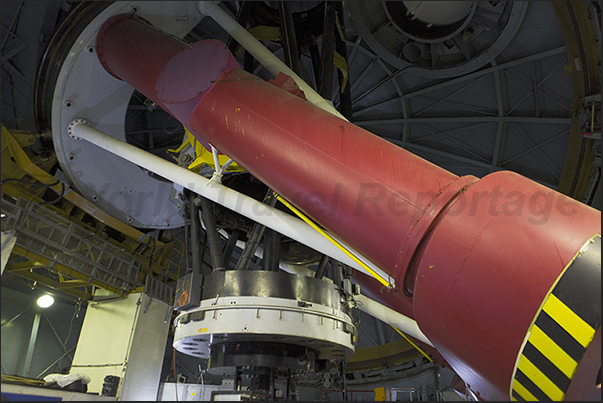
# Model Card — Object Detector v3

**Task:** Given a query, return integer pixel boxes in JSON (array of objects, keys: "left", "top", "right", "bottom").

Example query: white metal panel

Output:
[
  {"left": 69, "top": 290, "right": 170, "bottom": 400},
  {"left": 51, "top": 1, "right": 204, "bottom": 229},
  {"left": 69, "top": 290, "right": 140, "bottom": 394},
  {"left": 120, "top": 294, "right": 170, "bottom": 401}
]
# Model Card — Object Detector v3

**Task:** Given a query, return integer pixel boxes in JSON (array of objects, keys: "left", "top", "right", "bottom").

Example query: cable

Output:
[
  {"left": 57, "top": 300, "right": 81, "bottom": 371},
  {"left": 0, "top": 177, "right": 60, "bottom": 187},
  {"left": 40, "top": 182, "right": 66, "bottom": 206},
  {"left": 1, "top": 177, "right": 66, "bottom": 206}
]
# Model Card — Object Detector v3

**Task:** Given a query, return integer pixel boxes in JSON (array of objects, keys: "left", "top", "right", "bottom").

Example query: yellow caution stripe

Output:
[
  {"left": 542, "top": 294, "right": 595, "bottom": 348},
  {"left": 511, "top": 235, "right": 601, "bottom": 401}
]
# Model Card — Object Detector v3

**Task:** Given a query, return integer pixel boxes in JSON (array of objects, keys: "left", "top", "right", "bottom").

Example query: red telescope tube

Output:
[{"left": 96, "top": 15, "right": 601, "bottom": 401}]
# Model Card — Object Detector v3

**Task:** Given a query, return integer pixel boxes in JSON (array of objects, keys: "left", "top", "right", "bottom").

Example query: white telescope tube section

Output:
[
  {"left": 355, "top": 294, "right": 433, "bottom": 347},
  {"left": 197, "top": 1, "right": 347, "bottom": 121},
  {"left": 70, "top": 121, "right": 392, "bottom": 285}
]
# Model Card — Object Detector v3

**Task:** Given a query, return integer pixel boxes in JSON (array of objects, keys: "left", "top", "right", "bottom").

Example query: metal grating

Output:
[
  {"left": 144, "top": 274, "right": 175, "bottom": 306},
  {"left": 1, "top": 197, "right": 142, "bottom": 293}
]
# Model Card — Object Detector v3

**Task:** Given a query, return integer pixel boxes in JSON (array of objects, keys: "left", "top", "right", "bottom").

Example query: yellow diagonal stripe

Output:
[
  {"left": 518, "top": 355, "right": 565, "bottom": 400},
  {"left": 543, "top": 294, "right": 595, "bottom": 347},
  {"left": 530, "top": 325, "right": 578, "bottom": 378},
  {"left": 513, "top": 379, "right": 538, "bottom": 401}
]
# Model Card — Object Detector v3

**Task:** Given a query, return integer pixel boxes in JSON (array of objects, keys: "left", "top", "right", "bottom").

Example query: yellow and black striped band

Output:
[{"left": 510, "top": 234, "right": 601, "bottom": 401}]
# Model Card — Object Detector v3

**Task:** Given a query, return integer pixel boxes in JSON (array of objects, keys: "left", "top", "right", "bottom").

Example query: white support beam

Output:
[
  {"left": 355, "top": 294, "right": 433, "bottom": 347},
  {"left": 197, "top": 1, "right": 347, "bottom": 121},
  {"left": 70, "top": 121, "right": 393, "bottom": 286}
]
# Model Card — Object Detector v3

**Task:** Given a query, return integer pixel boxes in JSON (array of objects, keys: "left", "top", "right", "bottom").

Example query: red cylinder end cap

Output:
[{"left": 155, "top": 40, "right": 239, "bottom": 106}]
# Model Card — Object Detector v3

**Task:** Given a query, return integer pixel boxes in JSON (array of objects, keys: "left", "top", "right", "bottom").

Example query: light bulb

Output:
[{"left": 37, "top": 295, "right": 54, "bottom": 308}]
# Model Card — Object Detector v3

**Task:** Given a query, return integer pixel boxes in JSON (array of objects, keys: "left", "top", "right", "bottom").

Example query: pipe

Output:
[
  {"left": 355, "top": 294, "right": 433, "bottom": 347},
  {"left": 331, "top": 258, "right": 342, "bottom": 289},
  {"left": 314, "top": 254, "right": 329, "bottom": 279},
  {"left": 188, "top": 192, "right": 203, "bottom": 275},
  {"left": 262, "top": 228, "right": 281, "bottom": 272},
  {"left": 334, "top": 2, "right": 353, "bottom": 120},
  {"left": 318, "top": 2, "right": 336, "bottom": 99},
  {"left": 221, "top": 229, "right": 239, "bottom": 268},
  {"left": 183, "top": 200, "right": 191, "bottom": 271},
  {"left": 196, "top": 0, "right": 346, "bottom": 121},
  {"left": 68, "top": 121, "right": 388, "bottom": 282},
  {"left": 216, "top": 227, "right": 316, "bottom": 278},
  {"left": 278, "top": 1, "right": 302, "bottom": 77},
  {"left": 199, "top": 196, "right": 225, "bottom": 272},
  {"left": 234, "top": 190, "right": 277, "bottom": 270}
]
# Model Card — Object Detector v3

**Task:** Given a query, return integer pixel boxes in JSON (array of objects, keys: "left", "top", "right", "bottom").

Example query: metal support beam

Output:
[
  {"left": 354, "top": 46, "right": 568, "bottom": 115},
  {"left": 278, "top": 1, "right": 302, "bottom": 76},
  {"left": 1, "top": 305, "right": 31, "bottom": 329},
  {"left": 415, "top": 122, "right": 495, "bottom": 165},
  {"left": 411, "top": 74, "right": 491, "bottom": 117},
  {"left": 334, "top": 1, "right": 353, "bottom": 120},
  {"left": 319, "top": 2, "right": 336, "bottom": 99},
  {"left": 227, "top": 1, "right": 254, "bottom": 55},
  {"left": 349, "top": 58, "right": 379, "bottom": 95},
  {"left": 188, "top": 192, "right": 202, "bottom": 275},
  {"left": 503, "top": 57, "right": 572, "bottom": 112},
  {"left": 491, "top": 122, "right": 505, "bottom": 168},
  {"left": 387, "top": 136, "right": 502, "bottom": 172},
  {"left": 351, "top": 65, "right": 406, "bottom": 107},
  {"left": 356, "top": 116, "right": 572, "bottom": 125},
  {"left": 410, "top": 94, "right": 498, "bottom": 117},
  {"left": 502, "top": 128, "right": 569, "bottom": 167},
  {"left": 43, "top": 313, "right": 73, "bottom": 360},
  {"left": 3, "top": 269, "right": 91, "bottom": 300},
  {"left": 22, "top": 312, "right": 41, "bottom": 377},
  {"left": 36, "top": 346, "right": 76, "bottom": 379},
  {"left": 0, "top": 41, "right": 29, "bottom": 64},
  {"left": 0, "top": 1, "right": 24, "bottom": 51},
  {"left": 198, "top": 0, "right": 346, "bottom": 120},
  {"left": 412, "top": 121, "right": 495, "bottom": 144},
  {"left": 314, "top": 254, "right": 329, "bottom": 279},
  {"left": 331, "top": 258, "right": 342, "bottom": 289},
  {"left": 222, "top": 230, "right": 239, "bottom": 269},
  {"left": 504, "top": 123, "right": 564, "bottom": 180},
  {"left": 533, "top": 63, "right": 540, "bottom": 117},
  {"left": 199, "top": 196, "right": 224, "bottom": 273},
  {"left": 5, "top": 260, "right": 45, "bottom": 272},
  {"left": 346, "top": 36, "right": 362, "bottom": 69},
  {"left": 261, "top": 228, "right": 280, "bottom": 272},
  {"left": 491, "top": 59, "right": 507, "bottom": 170},
  {"left": 308, "top": 36, "right": 321, "bottom": 90},
  {"left": 234, "top": 190, "right": 278, "bottom": 270}
]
